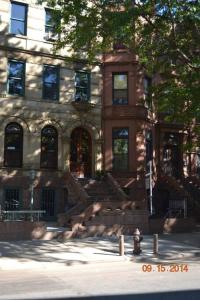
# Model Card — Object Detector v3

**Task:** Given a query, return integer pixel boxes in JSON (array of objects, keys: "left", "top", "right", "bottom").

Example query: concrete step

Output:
[
  {"left": 39, "top": 224, "right": 71, "bottom": 241},
  {"left": 89, "top": 196, "right": 118, "bottom": 202}
]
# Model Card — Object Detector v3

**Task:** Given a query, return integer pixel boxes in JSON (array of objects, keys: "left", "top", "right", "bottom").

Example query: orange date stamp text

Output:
[{"left": 141, "top": 264, "right": 189, "bottom": 272}]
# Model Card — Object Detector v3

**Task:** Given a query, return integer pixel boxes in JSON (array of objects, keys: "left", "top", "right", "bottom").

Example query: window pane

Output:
[
  {"left": 75, "top": 88, "right": 88, "bottom": 101},
  {"left": 114, "top": 74, "right": 127, "bottom": 89},
  {"left": 113, "top": 128, "right": 129, "bottom": 138},
  {"left": 44, "top": 66, "right": 58, "bottom": 83},
  {"left": 113, "top": 154, "right": 128, "bottom": 170},
  {"left": 43, "top": 83, "right": 57, "bottom": 100},
  {"left": 9, "top": 61, "right": 24, "bottom": 78},
  {"left": 10, "top": 3, "right": 26, "bottom": 35},
  {"left": 114, "top": 139, "right": 128, "bottom": 154},
  {"left": 8, "top": 61, "right": 24, "bottom": 96},
  {"left": 113, "top": 90, "right": 128, "bottom": 104},
  {"left": 75, "top": 72, "right": 89, "bottom": 88},
  {"left": 8, "top": 79, "right": 23, "bottom": 96},
  {"left": 10, "top": 19, "right": 25, "bottom": 35},
  {"left": 45, "top": 9, "right": 56, "bottom": 34},
  {"left": 43, "top": 66, "right": 58, "bottom": 100},
  {"left": 45, "top": 9, "right": 54, "bottom": 26},
  {"left": 75, "top": 72, "right": 90, "bottom": 101},
  {"left": 11, "top": 3, "right": 26, "bottom": 20},
  {"left": 6, "top": 123, "right": 21, "bottom": 133},
  {"left": 112, "top": 128, "right": 129, "bottom": 171}
]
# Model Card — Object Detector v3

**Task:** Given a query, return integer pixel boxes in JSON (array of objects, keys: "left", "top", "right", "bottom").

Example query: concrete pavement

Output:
[{"left": 0, "top": 233, "right": 199, "bottom": 271}]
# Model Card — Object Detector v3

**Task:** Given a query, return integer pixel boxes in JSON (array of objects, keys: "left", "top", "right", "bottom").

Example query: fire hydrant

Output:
[{"left": 133, "top": 228, "right": 143, "bottom": 255}]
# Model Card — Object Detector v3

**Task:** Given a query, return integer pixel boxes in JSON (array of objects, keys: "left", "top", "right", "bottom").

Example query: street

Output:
[{"left": 0, "top": 261, "right": 200, "bottom": 300}]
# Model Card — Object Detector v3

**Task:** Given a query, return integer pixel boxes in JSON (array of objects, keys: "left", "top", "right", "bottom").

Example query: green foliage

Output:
[
  {"left": 95, "top": 170, "right": 106, "bottom": 181},
  {"left": 38, "top": 0, "right": 200, "bottom": 137}
]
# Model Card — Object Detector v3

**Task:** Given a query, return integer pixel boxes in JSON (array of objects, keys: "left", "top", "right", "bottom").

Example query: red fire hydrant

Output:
[{"left": 133, "top": 228, "right": 143, "bottom": 255}]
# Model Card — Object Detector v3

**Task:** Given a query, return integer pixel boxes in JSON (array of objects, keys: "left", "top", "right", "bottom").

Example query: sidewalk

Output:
[{"left": 0, "top": 233, "right": 199, "bottom": 271}]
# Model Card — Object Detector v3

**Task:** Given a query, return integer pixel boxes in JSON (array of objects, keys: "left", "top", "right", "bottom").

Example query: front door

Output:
[
  {"left": 162, "top": 133, "right": 182, "bottom": 178},
  {"left": 70, "top": 127, "right": 92, "bottom": 178}
]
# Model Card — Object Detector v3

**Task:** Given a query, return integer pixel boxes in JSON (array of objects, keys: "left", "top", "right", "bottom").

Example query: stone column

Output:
[
  {"left": 93, "top": 139, "right": 103, "bottom": 174},
  {"left": 62, "top": 135, "right": 70, "bottom": 171},
  {"left": 23, "top": 128, "right": 41, "bottom": 169}
]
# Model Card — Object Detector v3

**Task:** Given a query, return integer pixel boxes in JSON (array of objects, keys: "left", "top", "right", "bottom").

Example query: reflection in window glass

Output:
[
  {"left": 113, "top": 74, "right": 128, "bottom": 105},
  {"left": 75, "top": 71, "right": 90, "bottom": 101},
  {"left": 41, "top": 126, "right": 58, "bottom": 169},
  {"left": 112, "top": 128, "right": 129, "bottom": 170},
  {"left": 45, "top": 8, "right": 57, "bottom": 38},
  {"left": 8, "top": 60, "right": 25, "bottom": 96},
  {"left": 43, "top": 65, "right": 59, "bottom": 100},
  {"left": 10, "top": 2, "right": 27, "bottom": 35}
]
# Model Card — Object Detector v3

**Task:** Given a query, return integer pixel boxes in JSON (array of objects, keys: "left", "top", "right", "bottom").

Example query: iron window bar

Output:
[{"left": 1, "top": 210, "right": 46, "bottom": 222}]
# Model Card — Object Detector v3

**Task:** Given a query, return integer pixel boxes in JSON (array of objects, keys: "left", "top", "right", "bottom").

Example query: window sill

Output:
[
  {"left": 42, "top": 98, "right": 59, "bottom": 103},
  {"left": 43, "top": 38, "right": 57, "bottom": 44},
  {"left": 3, "top": 94, "right": 25, "bottom": 100},
  {"left": 72, "top": 100, "right": 95, "bottom": 111},
  {"left": 112, "top": 103, "right": 128, "bottom": 106},
  {"left": 7, "top": 33, "right": 28, "bottom": 39}
]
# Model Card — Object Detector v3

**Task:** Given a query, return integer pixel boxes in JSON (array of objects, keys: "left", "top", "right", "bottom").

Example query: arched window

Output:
[
  {"left": 4, "top": 123, "right": 23, "bottom": 167},
  {"left": 40, "top": 126, "right": 58, "bottom": 169}
]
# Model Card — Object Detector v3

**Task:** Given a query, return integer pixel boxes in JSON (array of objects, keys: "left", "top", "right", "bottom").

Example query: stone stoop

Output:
[
  {"left": 35, "top": 223, "right": 71, "bottom": 241},
  {"left": 78, "top": 178, "right": 117, "bottom": 201},
  {"left": 57, "top": 176, "right": 149, "bottom": 240}
]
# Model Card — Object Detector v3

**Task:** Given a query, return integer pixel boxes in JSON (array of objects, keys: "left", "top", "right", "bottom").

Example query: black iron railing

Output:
[{"left": 0, "top": 210, "right": 46, "bottom": 221}]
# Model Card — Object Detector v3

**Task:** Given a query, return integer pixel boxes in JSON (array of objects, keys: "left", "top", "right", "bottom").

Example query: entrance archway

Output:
[{"left": 70, "top": 127, "right": 92, "bottom": 177}]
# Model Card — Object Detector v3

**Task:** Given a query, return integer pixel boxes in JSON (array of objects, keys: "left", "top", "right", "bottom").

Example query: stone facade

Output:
[{"left": 0, "top": 0, "right": 102, "bottom": 218}]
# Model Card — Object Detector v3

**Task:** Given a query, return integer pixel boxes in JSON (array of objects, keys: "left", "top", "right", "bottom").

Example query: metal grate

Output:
[
  {"left": 42, "top": 189, "right": 55, "bottom": 217},
  {"left": 5, "top": 189, "right": 20, "bottom": 210}
]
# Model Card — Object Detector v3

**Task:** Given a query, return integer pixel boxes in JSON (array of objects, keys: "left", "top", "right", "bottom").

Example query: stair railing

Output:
[
  {"left": 106, "top": 173, "right": 129, "bottom": 201},
  {"left": 57, "top": 172, "right": 90, "bottom": 226},
  {"left": 67, "top": 172, "right": 90, "bottom": 202}
]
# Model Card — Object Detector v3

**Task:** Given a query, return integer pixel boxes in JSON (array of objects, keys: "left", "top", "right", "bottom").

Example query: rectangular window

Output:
[
  {"left": 4, "top": 188, "right": 21, "bottom": 210},
  {"left": 144, "top": 76, "right": 152, "bottom": 109},
  {"left": 113, "top": 73, "right": 128, "bottom": 105},
  {"left": 112, "top": 128, "right": 129, "bottom": 171},
  {"left": 8, "top": 60, "right": 25, "bottom": 96},
  {"left": 75, "top": 71, "right": 90, "bottom": 102},
  {"left": 44, "top": 8, "right": 57, "bottom": 40},
  {"left": 10, "top": 2, "right": 27, "bottom": 35},
  {"left": 43, "top": 65, "right": 59, "bottom": 101}
]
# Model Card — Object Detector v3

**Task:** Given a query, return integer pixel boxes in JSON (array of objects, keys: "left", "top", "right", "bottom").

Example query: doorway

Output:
[
  {"left": 162, "top": 132, "right": 182, "bottom": 178},
  {"left": 70, "top": 127, "right": 92, "bottom": 178}
]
